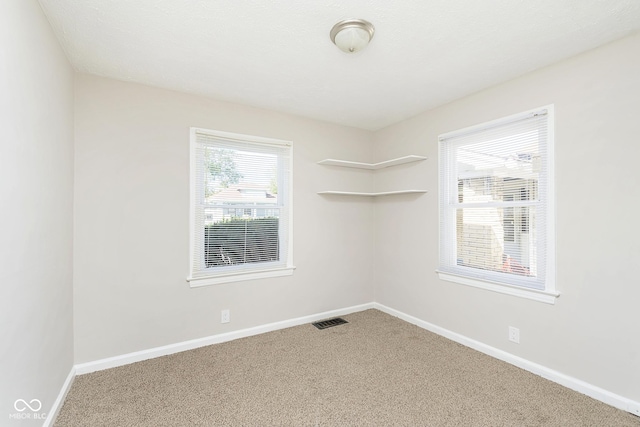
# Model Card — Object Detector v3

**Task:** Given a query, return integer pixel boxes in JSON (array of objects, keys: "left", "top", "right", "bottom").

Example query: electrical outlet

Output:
[
  {"left": 508, "top": 326, "right": 520, "bottom": 343},
  {"left": 221, "top": 309, "right": 230, "bottom": 324}
]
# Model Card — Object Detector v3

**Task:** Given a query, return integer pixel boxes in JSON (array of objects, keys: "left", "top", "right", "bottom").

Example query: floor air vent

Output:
[{"left": 312, "top": 317, "right": 348, "bottom": 330}]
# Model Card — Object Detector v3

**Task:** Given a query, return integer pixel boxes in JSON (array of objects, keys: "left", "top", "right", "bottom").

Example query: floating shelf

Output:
[
  {"left": 317, "top": 155, "right": 427, "bottom": 170},
  {"left": 317, "top": 190, "right": 427, "bottom": 197},
  {"left": 318, "top": 154, "right": 427, "bottom": 198}
]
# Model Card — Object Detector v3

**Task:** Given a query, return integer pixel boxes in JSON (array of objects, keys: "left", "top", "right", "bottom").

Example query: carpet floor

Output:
[{"left": 55, "top": 309, "right": 640, "bottom": 426}]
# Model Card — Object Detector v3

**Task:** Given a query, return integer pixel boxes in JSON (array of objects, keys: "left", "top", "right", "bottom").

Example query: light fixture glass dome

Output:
[{"left": 330, "top": 19, "right": 375, "bottom": 54}]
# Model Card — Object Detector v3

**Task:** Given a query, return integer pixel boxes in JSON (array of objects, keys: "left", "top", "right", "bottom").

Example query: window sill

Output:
[
  {"left": 436, "top": 271, "right": 559, "bottom": 304},
  {"left": 188, "top": 266, "right": 295, "bottom": 287}
]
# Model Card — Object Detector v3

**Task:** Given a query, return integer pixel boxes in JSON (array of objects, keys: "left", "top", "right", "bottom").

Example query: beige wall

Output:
[
  {"left": 0, "top": 0, "right": 74, "bottom": 422},
  {"left": 373, "top": 32, "right": 640, "bottom": 402},
  {"left": 73, "top": 75, "right": 375, "bottom": 363}
]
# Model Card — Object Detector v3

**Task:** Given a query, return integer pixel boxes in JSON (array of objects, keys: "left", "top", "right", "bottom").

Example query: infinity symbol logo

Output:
[{"left": 14, "top": 399, "right": 42, "bottom": 412}]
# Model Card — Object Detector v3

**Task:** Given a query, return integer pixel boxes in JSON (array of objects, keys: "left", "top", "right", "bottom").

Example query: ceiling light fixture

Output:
[{"left": 330, "top": 19, "right": 375, "bottom": 54}]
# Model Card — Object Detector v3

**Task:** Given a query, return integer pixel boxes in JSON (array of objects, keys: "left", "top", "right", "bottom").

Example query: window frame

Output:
[
  {"left": 187, "top": 127, "right": 294, "bottom": 287},
  {"left": 437, "top": 106, "right": 558, "bottom": 304}
]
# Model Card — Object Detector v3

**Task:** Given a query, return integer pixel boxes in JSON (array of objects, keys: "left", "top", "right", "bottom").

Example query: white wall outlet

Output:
[
  {"left": 221, "top": 309, "right": 230, "bottom": 324},
  {"left": 508, "top": 326, "right": 520, "bottom": 343}
]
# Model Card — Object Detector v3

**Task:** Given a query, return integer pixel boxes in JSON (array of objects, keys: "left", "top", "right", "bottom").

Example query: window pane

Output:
[
  {"left": 456, "top": 207, "right": 536, "bottom": 277},
  {"left": 204, "top": 213, "right": 280, "bottom": 268},
  {"left": 456, "top": 132, "right": 541, "bottom": 204},
  {"left": 203, "top": 147, "right": 278, "bottom": 206},
  {"left": 201, "top": 145, "right": 281, "bottom": 268}
]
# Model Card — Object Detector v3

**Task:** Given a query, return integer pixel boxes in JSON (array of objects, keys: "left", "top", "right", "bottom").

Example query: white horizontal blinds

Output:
[
  {"left": 439, "top": 110, "right": 548, "bottom": 289},
  {"left": 192, "top": 131, "right": 290, "bottom": 278}
]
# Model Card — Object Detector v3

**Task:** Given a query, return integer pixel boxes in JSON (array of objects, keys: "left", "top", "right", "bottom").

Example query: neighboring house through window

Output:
[
  {"left": 437, "top": 106, "right": 557, "bottom": 303},
  {"left": 188, "top": 128, "right": 294, "bottom": 287}
]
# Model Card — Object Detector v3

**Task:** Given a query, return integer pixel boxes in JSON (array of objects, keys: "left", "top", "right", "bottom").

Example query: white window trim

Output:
[
  {"left": 187, "top": 128, "right": 294, "bottom": 287},
  {"left": 437, "top": 105, "right": 558, "bottom": 304},
  {"left": 436, "top": 271, "right": 559, "bottom": 304},
  {"left": 189, "top": 266, "right": 296, "bottom": 288}
]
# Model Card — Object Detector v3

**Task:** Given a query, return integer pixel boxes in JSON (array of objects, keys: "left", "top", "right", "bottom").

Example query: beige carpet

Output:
[{"left": 55, "top": 309, "right": 639, "bottom": 426}]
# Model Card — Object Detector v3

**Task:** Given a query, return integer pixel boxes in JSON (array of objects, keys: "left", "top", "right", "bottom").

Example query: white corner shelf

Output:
[
  {"left": 317, "top": 155, "right": 427, "bottom": 170},
  {"left": 318, "top": 154, "right": 427, "bottom": 198},
  {"left": 317, "top": 190, "right": 427, "bottom": 197}
]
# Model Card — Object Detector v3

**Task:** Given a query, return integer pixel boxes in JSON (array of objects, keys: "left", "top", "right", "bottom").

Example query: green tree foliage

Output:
[{"left": 204, "top": 148, "right": 242, "bottom": 197}]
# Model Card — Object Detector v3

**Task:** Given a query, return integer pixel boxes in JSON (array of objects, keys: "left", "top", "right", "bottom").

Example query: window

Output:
[
  {"left": 188, "top": 128, "right": 294, "bottom": 287},
  {"left": 437, "top": 106, "right": 557, "bottom": 303}
]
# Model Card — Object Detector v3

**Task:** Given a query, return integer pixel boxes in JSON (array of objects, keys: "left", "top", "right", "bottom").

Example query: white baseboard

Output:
[
  {"left": 75, "top": 302, "right": 375, "bottom": 375},
  {"left": 43, "top": 367, "right": 76, "bottom": 427},
  {"left": 373, "top": 302, "right": 640, "bottom": 417}
]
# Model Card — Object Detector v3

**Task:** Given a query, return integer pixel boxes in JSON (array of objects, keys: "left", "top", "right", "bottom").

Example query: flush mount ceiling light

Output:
[{"left": 330, "top": 19, "right": 375, "bottom": 54}]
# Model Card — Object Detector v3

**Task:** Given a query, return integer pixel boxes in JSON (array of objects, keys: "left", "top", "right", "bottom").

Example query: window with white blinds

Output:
[
  {"left": 188, "top": 128, "right": 294, "bottom": 287},
  {"left": 437, "top": 106, "right": 557, "bottom": 303}
]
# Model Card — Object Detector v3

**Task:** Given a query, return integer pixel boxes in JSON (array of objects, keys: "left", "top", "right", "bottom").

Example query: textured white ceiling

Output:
[{"left": 39, "top": 0, "right": 640, "bottom": 130}]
